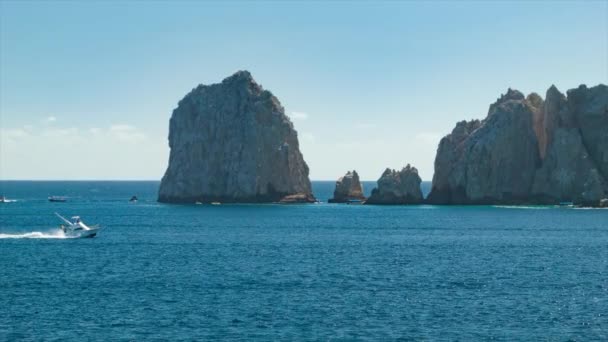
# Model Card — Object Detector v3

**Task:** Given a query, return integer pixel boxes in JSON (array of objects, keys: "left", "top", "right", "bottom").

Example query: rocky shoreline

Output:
[{"left": 158, "top": 71, "right": 607, "bottom": 207}]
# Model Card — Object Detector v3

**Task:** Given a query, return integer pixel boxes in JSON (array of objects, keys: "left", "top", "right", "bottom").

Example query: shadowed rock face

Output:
[
  {"left": 428, "top": 84, "right": 608, "bottom": 206},
  {"left": 328, "top": 170, "right": 365, "bottom": 203},
  {"left": 158, "top": 71, "right": 315, "bottom": 203},
  {"left": 531, "top": 85, "right": 608, "bottom": 205},
  {"left": 365, "top": 165, "right": 423, "bottom": 205}
]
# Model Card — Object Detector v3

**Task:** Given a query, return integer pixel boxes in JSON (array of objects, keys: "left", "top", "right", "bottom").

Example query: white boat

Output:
[
  {"left": 0, "top": 196, "right": 16, "bottom": 203},
  {"left": 55, "top": 213, "right": 100, "bottom": 238}
]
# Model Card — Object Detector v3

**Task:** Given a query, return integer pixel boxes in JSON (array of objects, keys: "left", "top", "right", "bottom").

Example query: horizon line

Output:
[{"left": 0, "top": 179, "right": 433, "bottom": 182}]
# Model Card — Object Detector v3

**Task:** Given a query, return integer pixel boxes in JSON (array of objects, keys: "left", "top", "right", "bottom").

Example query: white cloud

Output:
[
  {"left": 290, "top": 111, "right": 308, "bottom": 121},
  {"left": 44, "top": 116, "right": 57, "bottom": 123},
  {"left": 108, "top": 124, "right": 146, "bottom": 143},
  {"left": 0, "top": 123, "right": 163, "bottom": 179},
  {"left": 42, "top": 127, "right": 79, "bottom": 137},
  {"left": 0, "top": 128, "right": 30, "bottom": 143}
]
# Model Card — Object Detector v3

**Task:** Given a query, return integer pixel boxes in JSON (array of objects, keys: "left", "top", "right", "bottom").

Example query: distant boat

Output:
[
  {"left": 55, "top": 212, "right": 100, "bottom": 238},
  {"left": 0, "top": 196, "right": 16, "bottom": 203},
  {"left": 211, "top": 202, "right": 221, "bottom": 205},
  {"left": 129, "top": 195, "right": 138, "bottom": 202},
  {"left": 48, "top": 196, "right": 67, "bottom": 202}
]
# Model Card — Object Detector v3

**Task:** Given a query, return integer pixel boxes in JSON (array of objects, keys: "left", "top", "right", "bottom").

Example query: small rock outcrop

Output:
[
  {"left": 428, "top": 84, "right": 608, "bottom": 206},
  {"left": 328, "top": 170, "right": 365, "bottom": 203},
  {"left": 364, "top": 165, "right": 423, "bottom": 205},
  {"left": 158, "top": 71, "right": 315, "bottom": 203}
]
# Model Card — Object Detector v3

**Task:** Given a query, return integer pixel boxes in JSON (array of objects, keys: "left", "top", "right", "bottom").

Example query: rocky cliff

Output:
[
  {"left": 158, "top": 71, "right": 315, "bottom": 203},
  {"left": 427, "top": 84, "right": 608, "bottom": 206},
  {"left": 328, "top": 170, "right": 365, "bottom": 203},
  {"left": 365, "top": 165, "right": 423, "bottom": 204}
]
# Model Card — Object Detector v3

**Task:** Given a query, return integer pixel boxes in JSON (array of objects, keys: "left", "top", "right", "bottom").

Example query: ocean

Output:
[{"left": 1, "top": 181, "right": 607, "bottom": 340}]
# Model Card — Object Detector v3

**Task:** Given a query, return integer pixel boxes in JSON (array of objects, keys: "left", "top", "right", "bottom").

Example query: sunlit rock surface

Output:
[
  {"left": 428, "top": 84, "right": 608, "bottom": 206},
  {"left": 158, "top": 71, "right": 315, "bottom": 203}
]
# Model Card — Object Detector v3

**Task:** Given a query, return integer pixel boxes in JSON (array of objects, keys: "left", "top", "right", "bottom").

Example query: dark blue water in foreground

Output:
[{"left": 1, "top": 181, "right": 607, "bottom": 340}]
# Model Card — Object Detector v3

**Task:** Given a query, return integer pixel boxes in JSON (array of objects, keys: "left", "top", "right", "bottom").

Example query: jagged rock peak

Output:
[
  {"left": 428, "top": 83, "right": 608, "bottom": 206},
  {"left": 488, "top": 88, "right": 526, "bottom": 116},
  {"left": 364, "top": 164, "right": 423, "bottom": 205},
  {"left": 222, "top": 70, "right": 255, "bottom": 84},
  {"left": 158, "top": 71, "right": 315, "bottom": 204},
  {"left": 526, "top": 92, "right": 544, "bottom": 109},
  {"left": 328, "top": 170, "right": 366, "bottom": 203}
]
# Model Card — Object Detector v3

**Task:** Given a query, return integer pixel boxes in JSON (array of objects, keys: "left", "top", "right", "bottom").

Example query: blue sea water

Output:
[{"left": 0, "top": 181, "right": 607, "bottom": 340}]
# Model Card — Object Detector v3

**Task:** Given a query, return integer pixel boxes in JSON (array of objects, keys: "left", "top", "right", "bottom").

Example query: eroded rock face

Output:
[
  {"left": 428, "top": 89, "right": 540, "bottom": 204},
  {"left": 328, "top": 170, "right": 365, "bottom": 203},
  {"left": 364, "top": 165, "right": 423, "bottom": 204},
  {"left": 158, "top": 71, "right": 315, "bottom": 203},
  {"left": 531, "top": 85, "right": 608, "bottom": 205},
  {"left": 428, "top": 84, "right": 608, "bottom": 205}
]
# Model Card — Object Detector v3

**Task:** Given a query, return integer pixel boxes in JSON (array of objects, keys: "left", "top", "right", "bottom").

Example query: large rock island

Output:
[
  {"left": 158, "top": 71, "right": 315, "bottom": 203},
  {"left": 427, "top": 84, "right": 608, "bottom": 206},
  {"left": 328, "top": 170, "right": 366, "bottom": 203},
  {"left": 365, "top": 165, "right": 424, "bottom": 205}
]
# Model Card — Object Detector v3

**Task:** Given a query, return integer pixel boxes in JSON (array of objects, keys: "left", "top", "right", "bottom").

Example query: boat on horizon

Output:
[
  {"left": 0, "top": 196, "right": 16, "bottom": 203},
  {"left": 55, "top": 212, "right": 100, "bottom": 238},
  {"left": 48, "top": 196, "right": 67, "bottom": 202}
]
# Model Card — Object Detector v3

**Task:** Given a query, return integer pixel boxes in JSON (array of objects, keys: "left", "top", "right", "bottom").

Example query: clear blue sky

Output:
[{"left": 1, "top": 1, "right": 607, "bottom": 180}]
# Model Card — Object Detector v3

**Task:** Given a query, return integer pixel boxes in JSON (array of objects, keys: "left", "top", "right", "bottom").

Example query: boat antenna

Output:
[{"left": 54, "top": 212, "right": 73, "bottom": 225}]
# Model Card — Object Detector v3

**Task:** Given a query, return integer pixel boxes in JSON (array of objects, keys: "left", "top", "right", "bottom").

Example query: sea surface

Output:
[{"left": 1, "top": 181, "right": 607, "bottom": 340}]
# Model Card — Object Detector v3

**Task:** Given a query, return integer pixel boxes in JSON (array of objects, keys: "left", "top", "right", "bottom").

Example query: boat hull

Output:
[{"left": 65, "top": 228, "right": 99, "bottom": 238}]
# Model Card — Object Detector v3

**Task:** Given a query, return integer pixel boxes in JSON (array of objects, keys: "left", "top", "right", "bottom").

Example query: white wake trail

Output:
[{"left": 0, "top": 229, "right": 69, "bottom": 239}]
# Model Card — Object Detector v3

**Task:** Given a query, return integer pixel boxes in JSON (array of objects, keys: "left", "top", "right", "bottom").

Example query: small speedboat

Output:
[
  {"left": 129, "top": 195, "right": 138, "bottom": 203},
  {"left": 0, "top": 196, "right": 16, "bottom": 203},
  {"left": 49, "top": 196, "right": 67, "bottom": 202},
  {"left": 55, "top": 213, "right": 101, "bottom": 238}
]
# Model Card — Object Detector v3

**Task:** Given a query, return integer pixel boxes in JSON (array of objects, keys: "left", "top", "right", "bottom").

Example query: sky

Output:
[{"left": 1, "top": 1, "right": 607, "bottom": 181}]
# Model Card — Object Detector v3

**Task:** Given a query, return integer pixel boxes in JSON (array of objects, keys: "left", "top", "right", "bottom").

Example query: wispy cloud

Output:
[
  {"left": 42, "top": 127, "right": 78, "bottom": 137},
  {"left": 109, "top": 124, "right": 146, "bottom": 142},
  {"left": 44, "top": 116, "right": 57, "bottom": 123},
  {"left": 0, "top": 128, "right": 30, "bottom": 143},
  {"left": 290, "top": 112, "right": 308, "bottom": 121}
]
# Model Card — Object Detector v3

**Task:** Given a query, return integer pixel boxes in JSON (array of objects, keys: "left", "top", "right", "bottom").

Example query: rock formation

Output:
[
  {"left": 364, "top": 165, "right": 423, "bottom": 204},
  {"left": 427, "top": 84, "right": 608, "bottom": 206},
  {"left": 328, "top": 170, "right": 365, "bottom": 203},
  {"left": 158, "top": 71, "right": 315, "bottom": 203}
]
